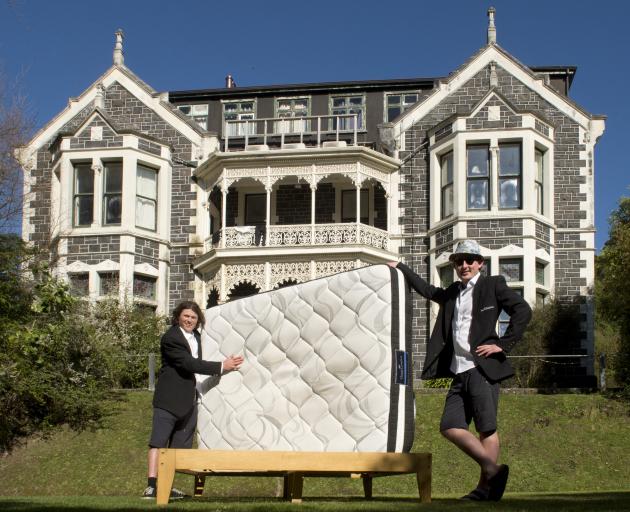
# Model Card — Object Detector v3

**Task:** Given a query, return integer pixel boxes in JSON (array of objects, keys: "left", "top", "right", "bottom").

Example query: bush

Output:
[
  {"left": 0, "top": 259, "right": 166, "bottom": 452},
  {"left": 509, "top": 298, "right": 582, "bottom": 388}
]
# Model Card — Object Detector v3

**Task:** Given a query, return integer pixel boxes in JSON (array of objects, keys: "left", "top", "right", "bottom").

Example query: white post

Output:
[
  {"left": 311, "top": 184, "right": 316, "bottom": 244},
  {"left": 221, "top": 180, "right": 228, "bottom": 249},
  {"left": 356, "top": 183, "right": 361, "bottom": 243},
  {"left": 265, "top": 185, "right": 271, "bottom": 246},
  {"left": 91, "top": 159, "right": 103, "bottom": 228}
]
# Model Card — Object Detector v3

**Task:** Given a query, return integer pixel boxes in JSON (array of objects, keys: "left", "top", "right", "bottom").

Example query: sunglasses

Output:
[{"left": 453, "top": 257, "right": 481, "bottom": 266}]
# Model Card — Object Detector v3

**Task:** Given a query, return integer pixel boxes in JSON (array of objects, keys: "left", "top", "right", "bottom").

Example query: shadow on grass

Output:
[{"left": 1, "top": 492, "right": 629, "bottom": 511}]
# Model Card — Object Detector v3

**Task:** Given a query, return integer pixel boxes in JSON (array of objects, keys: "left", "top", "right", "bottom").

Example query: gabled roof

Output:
[
  {"left": 393, "top": 43, "right": 605, "bottom": 141},
  {"left": 22, "top": 64, "right": 215, "bottom": 162}
]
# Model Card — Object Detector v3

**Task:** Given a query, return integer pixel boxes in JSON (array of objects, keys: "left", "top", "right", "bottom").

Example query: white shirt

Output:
[
  {"left": 450, "top": 272, "right": 481, "bottom": 375},
  {"left": 179, "top": 327, "right": 205, "bottom": 395}
]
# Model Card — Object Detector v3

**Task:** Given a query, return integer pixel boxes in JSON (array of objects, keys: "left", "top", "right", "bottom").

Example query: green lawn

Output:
[
  {"left": 1, "top": 493, "right": 630, "bottom": 512},
  {"left": 0, "top": 390, "right": 628, "bottom": 504}
]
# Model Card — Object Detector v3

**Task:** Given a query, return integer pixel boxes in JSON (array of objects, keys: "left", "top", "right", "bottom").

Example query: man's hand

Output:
[
  {"left": 475, "top": 344, "right": 503, "bottom": 357},
  {"left": 223, "top": 354, "right": 244, "bottom": 371}
]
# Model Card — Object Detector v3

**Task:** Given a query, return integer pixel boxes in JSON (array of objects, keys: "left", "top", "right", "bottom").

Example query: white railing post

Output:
[
  {"left": 353, "top": 114, "right": 358, "bottom": 146},
  {"left": 265, "top": 186, "right": 271, "bottom": 247},
  {"left": 317, "top": 117, "right": 321, "bottom": 147},
  {"left": 310, "top": 184, "right": 316, "bottom": 245},
  {"left": 221, "top": 185, "right": 227, "bottom": 249}
]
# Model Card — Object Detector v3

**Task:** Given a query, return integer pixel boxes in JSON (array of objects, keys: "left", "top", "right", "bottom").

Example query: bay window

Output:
[
  {"left": 73, "top": 163, "right": 94, "bottom": 226},
  {"left": 441, "top": 151, "right": 454, "bottom": 218},
  {"left": 535, "top": 149, "right": 544, "bottom": 214},
  {"left": 498, "top": 143, "right": 521, "bottom": 209},
  {"left": 466, "top": 145, "right": 489, "bottom": 210},
  {"left": 136, "top": 164, "right": 157, "bottom": 231},
  {"left": 103, "top": 161, "right": 122, "bottom": 225}
]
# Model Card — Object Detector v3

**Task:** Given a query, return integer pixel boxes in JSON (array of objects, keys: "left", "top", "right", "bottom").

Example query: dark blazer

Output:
[
  {"left": 396, "top": 262, "right": 532, "bottom": 383},
  {"left": 152, "top": 325, "right": 222, "bottom": 417}
]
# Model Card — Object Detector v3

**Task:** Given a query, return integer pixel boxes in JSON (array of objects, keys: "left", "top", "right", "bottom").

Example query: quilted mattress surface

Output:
[{"left": 197, "top": 264, "right": 414, "bottom": 452}]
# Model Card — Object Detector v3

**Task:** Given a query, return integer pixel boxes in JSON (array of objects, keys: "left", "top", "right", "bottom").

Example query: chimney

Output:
[
  {"left": 487, "top": 7, "right": 496, "bottom": 45},
  {"left": 225, "top": 74, "right": 236, "bottom": 88},
  {"left": 113, "top": 29, "right": 124, "bottom": 66}
]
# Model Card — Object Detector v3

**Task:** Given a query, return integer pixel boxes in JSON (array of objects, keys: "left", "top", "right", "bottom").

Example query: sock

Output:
[{"left": 148, "top": 477, "right": 157, "bottom": 488}]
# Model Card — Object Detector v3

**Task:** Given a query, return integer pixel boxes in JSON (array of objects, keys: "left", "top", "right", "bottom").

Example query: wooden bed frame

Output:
[{"left": 156, "top": 449, "right": 431, "bottom": 505}]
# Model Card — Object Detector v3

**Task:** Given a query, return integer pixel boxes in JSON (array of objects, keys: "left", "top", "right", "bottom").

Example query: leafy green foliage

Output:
[
  {"left": 0, "top": 241, "right": 166, "bottom": 452},
  {"left": 596, "top": 197, "right": 630, "bottom": 391},
  {"left": 509, "top": 299, "right": 582, "bottom": 388}
]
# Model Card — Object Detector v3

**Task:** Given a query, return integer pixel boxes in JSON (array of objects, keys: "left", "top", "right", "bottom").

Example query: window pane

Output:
[
  {"left": 137, "top": 166, "right": 157, "bottom": 200},
  {"left": 500, "top": 258, "right": 522, "bottom": 281},
  {"left": 467, "top": 146, "right": 489, "bottom": 177},
  {"left": 75, "top": 195, "right": 93, "bottom": 225},
  {"left": 134, "top": 274, "right": 156, "bottom": 300},
  {"left": 178, "top": 105, "right": 191, "bottom": 115},
  {"left": 441, "top": 152, "right": 453, "bottom": 184},
  {"left": 99, "top": 272, "right": 118, "bottom": 296},
  {"left": 75, "top": 165, "right": 94, "bottom": 193},
  {"left": 136, "top": 197, "right": 156, "bottom": 230},
  {"left": 535, "top": 150, "right": 544, "bottom": 182},
  {"left": 387, "top": 107, "right": 401, "bottom": 121},
  {"left": 480, "top": 258, "right": 491, "bottom": 277},
  {"left": 387, "top": 95, "right": 401, "bottom": 106},
  {"left": 105, "top": 162, "right": 122, "bottom": 192},
  {"left": 192, "top": 104, "right": 208, "bottom": 115},
  {"left": 241, "top": 102, "right": 253, "bottom": 111},
  {"left": 404, "top": 94, "right": 418, "bottom": 104},
  {"left": 69, "top": 273, "right": 89, "bottom": 297},
  {"left": 499, "top": 144, "right": 521, "bottom": 176},
  {"left": 442, "top": 185, "right": 453, "bottom": 218},
  {"left": 333, "top": 98, "right": 345, "bottom": 107},
  {"left": 224, "top": 103, "right": 237, "bottom": 112},
  {"left": 536, "top": 183, "right": 543, "bottom": 214},
  {"left": 536, "top": 262, "right": 545, "bottom": 285},
  {"left": 349, "top": 97, "right": 363, "bottom": 105},
  {"left": 499, "top": 178, "right": 520, "bottom": 208},
  {"left": 104, "top": 194, "right": 122, "bottom": 224},
  {"left": 440, "top": 266, "right": 453, "bottom": 287},
  {"left": 467, "top": 180, "right": 488, "bottom": 209}
]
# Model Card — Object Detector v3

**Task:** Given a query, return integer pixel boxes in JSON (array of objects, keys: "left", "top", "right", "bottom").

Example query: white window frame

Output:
[
  {"left": 275, "top": 96, "right": 310, "bottom": 134},
  {"left": 222, "top": 99, "right": 257, "bottom": 136},
  {"left": 384, "top": 91, "right": 420, "bottom": 122},
  {"left": 329, "top": 94, "right": 366, "bottom": 131}
]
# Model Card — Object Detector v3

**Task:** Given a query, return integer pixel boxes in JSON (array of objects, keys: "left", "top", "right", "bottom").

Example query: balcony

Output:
[
  {"left": 212, "top": 223, "right": 389, "bottom": 251},
  {"left": 223, "top": 114, "right": 365, "bottom": 152}
]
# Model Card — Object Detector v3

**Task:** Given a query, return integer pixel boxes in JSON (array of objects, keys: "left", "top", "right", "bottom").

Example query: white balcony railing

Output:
[
  {"left": 212, "top": 223, "right": 389, "bottom": 251},
  {"left": 223, "top": 114, "right": 360, "bottom": 152}
]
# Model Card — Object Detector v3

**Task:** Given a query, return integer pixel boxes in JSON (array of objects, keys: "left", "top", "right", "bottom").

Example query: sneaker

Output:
[
  {"left": 142, "top": 486, "right": 156, "bottom": 499},
  {"left": 169, "top": 487, "right": 187, "bottom": 499}
]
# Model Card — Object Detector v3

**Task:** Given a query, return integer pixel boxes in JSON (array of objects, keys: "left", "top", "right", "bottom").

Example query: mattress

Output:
[{"left": 197, "top": 264, "right": 414, "bottom": 453}]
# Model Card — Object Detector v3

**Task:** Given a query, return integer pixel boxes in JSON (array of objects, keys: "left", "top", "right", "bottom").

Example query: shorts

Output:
[
  {"left": 439, "top": 367, "right": 499, "bottom": 434},
  {"left": 148, "top": 405, "right": 197, "bottom": 449}
]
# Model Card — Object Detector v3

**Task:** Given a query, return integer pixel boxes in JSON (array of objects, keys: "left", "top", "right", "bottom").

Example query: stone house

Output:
[{"left": 20, "top": 9, "right": 605, "bottom": 386}]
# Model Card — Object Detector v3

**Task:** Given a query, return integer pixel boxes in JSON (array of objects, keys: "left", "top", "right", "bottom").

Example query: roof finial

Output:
[
  {"left": 487, "top": 7, "right": 496, "bottom": 45},
  {"left": 113, "top": 29, "right": 124, "bottom": 66}
]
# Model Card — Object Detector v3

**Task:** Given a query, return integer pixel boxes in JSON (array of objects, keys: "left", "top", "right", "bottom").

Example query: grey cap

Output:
[{"left": 449, "top": 240, "right": 484, "bottom": 261}]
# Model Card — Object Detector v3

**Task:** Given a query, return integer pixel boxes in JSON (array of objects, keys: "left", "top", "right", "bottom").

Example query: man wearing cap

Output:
[{"left": 389, "top": 240, "right": 531, "bottom": 501}]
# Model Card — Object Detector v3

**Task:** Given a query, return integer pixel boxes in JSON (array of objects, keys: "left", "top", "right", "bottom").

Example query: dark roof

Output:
[
  {"left": 169, "top": 77, "right": 440, "bottom": 102},
  {"left": 168, "top": 66, "right": 577, "bottom": 102}
]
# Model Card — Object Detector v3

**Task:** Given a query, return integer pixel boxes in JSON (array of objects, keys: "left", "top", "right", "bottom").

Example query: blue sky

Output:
[{"left": 1, "top": 0, "right": 627, "bottom": 251}]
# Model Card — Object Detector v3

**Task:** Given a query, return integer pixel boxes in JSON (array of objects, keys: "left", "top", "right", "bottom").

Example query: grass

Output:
[
  {"left": 1, "top": 493, "right": 630, "bottom": 512},
  {"left": 0, "top": 390, "right": 628, "bottom": 506}
]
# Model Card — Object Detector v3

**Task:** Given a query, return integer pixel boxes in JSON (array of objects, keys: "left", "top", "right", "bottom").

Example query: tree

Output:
[
  {"left": 596, "top": 196, "right": 630, "bottom": 390},
  {"left": 0, "top": 73, "right": 32, "bottom": 233}
]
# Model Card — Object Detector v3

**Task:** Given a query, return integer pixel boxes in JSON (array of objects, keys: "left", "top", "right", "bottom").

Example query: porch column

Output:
[
  {"left": 355, "top": 183, "right": 361, "bottom": 243},
  {"left": 265, "top": 185, "right": 271, "bottom": 246},
  {"left": 221, "top": 179, "right": 228, "bottom": 249},
  {"left": 310, "top": 183, "right": 316, "bottom": 244}
]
